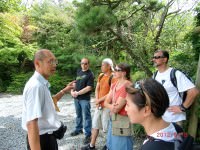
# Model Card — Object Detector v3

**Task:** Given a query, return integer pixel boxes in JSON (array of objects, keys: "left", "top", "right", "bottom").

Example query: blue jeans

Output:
[{"left": 74, "top": 99, "right": 92, "bottom": 137}]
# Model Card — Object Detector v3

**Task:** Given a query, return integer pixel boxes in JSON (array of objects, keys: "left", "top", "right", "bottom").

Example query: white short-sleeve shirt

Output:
[
  {"left": 22, "top": 71, "right": 61, "bottom": 135},
  {"left": 155, "top": 67, "right": 195, "bottom": 122},
  {"left": 143, "top": 123, "right": 177, "bottom": 144}
]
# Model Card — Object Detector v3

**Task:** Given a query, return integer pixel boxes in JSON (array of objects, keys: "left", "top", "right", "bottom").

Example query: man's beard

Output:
[{"left": 153, "top": 62, "right": 159, "bottom": 67}]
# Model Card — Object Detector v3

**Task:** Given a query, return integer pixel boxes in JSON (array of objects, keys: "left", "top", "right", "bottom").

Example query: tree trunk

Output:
[{"left": 188, "top": 54, "right": 200, "bottom": 138}]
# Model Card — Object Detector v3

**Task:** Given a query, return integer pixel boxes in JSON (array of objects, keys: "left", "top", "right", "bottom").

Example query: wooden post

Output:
[{"left": 188, "top": 54, "right": 200, "bottom": 138}]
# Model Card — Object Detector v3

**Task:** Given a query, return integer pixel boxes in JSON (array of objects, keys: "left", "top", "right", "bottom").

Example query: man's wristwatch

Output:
[{"left": 180, "top": 104, "right": 187, "bottom": 112}]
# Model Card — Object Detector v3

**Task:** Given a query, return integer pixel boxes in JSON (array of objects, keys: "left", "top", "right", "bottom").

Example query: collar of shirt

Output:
[
  {"left": 34, "top": 71, "right": 50, "bottom": 88},
  {"left": 143, "top": 123, "right": 177, "bottom": 144}
]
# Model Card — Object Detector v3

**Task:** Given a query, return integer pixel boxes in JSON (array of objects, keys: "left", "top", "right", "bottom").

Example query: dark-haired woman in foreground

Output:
[{"left": 125, "top": 79, "right": 179, "bottom": 150}]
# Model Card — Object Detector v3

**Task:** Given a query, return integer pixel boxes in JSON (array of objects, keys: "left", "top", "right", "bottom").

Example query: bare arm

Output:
[
  {"left": 183, "top": 87, "right": 199, "bottom": 108},
  {"left": 52, "top": 80, "right": 75, "bottom": 102},
  {"left": 112, "top": 97, "right": 127, "bottom": 114},
  {"left": 104, "top": 90, "right": 113, "bottom": 110},
  {"left": 95, "top": 82, "right": 100, "bottom": 100},
  {"left": 112, "top": 81, "right": 131, "bottom": 113},
  {"left": 77, "top": 86, "right": 92, "bottom": 95},
  {"left": 168, "top": 87, "right": 199, "bottom": 113},
  {"left": 27, "top": 119, "right": 40, "bottom": 150},
  {"left": 104, "top": 91, "right": 126, "bottom": 114}
]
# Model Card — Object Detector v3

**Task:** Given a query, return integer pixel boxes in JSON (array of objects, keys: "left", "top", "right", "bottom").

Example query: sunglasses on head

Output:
[
  {"left": 152, "top": 56, "right": 166, "bottom": 59},
  {"left": 134, "top": 81, "right": 145, "bottom": 95},
  {"left": 133, "top": 81, "right": 149, "bottom": 106}
]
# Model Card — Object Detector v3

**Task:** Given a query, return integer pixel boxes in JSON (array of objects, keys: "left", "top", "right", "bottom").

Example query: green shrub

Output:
[
  {"left": 132, "top": 71, "right": 148, "bottom": 82},
  {"left": 132, "top": 124, "right": 145, "bottom": 138},
  {"left": 7, "top": 72, "right": 33, "bottom": 94},
  {"left": 0, "top": 78, "right": 7, "bottom": 92},
  {"left": 49, "top": 73, "right": 73, "bottom": 94}
]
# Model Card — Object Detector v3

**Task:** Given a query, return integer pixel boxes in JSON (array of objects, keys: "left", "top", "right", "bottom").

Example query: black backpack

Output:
[
  {"left": 99, "top": 73, "right": 113, "bottom": 86},
  {"left": 153, "top": 68, "right": 193, "bottom": 103}
]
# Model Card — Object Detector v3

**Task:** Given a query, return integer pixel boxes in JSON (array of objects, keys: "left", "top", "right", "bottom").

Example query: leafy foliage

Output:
[
  {"left": 74, "top": 0, "right": 198, "bottom": 77},
  {"left": 132, "top": 124, "right": 145, "bottom": 138},
  {"left": 0, "top": 0, "right": 22, "bottom": 13},
  {"left": 76, "top": 3, "right": 116, "bottom": 34},
  {"left": 7, "top": 72, "right": 33, "bottom": 94},
  {"left": 0, "top": 11, "right": 36, "bottom": 92},
  {"left": 49, "top": 73, "right": 73, "bottom": 94},
  {"left": 189, "top": 4, "right": 200, "bottom": 61}
]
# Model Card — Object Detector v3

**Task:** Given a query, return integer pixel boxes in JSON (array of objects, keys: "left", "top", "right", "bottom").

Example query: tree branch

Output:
[
  {"left": 120, "top": 5, "right": 145, "bottom": 22},
  {"left": 153, "top": 0, "right": 175, "bottom": 51},
  {"left": 167, "top": 9, "right": 181, "bottom": 16},
  {"left": 108, "top": 27, "right": 152, "bottom": 76}
]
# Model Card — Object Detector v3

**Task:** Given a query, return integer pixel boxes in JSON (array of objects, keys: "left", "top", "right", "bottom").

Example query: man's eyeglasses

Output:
[
  {"left": 47, "top": 60, "right": 58, "bottom": 65},
  {"left": 152, "top": 56, "right": 165, "bottom": 59},
  {"left": 114, "top": 68, "right": 122, "bottom": 72},
  {"left": 81, "top": 62, "right": 88, "bottom": 65}
]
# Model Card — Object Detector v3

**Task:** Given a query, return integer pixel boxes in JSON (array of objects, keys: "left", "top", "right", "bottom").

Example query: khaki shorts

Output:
[{"left": 92, "top": 107, "right": 110, "bottom": 132}]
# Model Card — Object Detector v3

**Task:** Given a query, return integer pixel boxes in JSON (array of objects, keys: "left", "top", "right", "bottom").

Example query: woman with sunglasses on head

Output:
[
  {"left": 104, "top": 63, "right": 134, "bottom": 150},
  {"left": 125, "top": 78, "right": 184, "bottom": 150}
]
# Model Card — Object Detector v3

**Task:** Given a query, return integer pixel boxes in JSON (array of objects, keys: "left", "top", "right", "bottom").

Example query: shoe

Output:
[
  {"left": 102, "top": 145, "right": 108, "bottom": 150},
  {"left": 83, "top": 136, "right": 91, "bottom": 145},
  {"left": 70, "top": 130, "right": 83, "bottom": 136},
  {"left": 81, "top": 144, "right": 95, "bottom": 150}
]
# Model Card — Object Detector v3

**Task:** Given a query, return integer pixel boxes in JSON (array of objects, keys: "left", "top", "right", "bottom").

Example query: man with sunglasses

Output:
[
  {"left": 152, "top": 50, "right": 199, "bottom": 125},
  {"left": 81, "top": 58, "right": 116, "bottom": 150},
  {"left": 70, "top": 58, "right": 94, "bottom": 145}
]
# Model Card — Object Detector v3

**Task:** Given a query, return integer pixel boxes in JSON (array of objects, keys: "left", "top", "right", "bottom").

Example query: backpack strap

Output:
[
  {"left": 170, "top": 68, "right": 189, "bottom": 103},
  {"left": 152, "top": 70, "right": 158, "bottom": 79},
  {"left": 173, "top": 123, "right": 194, "bottom": 150},
  {"left": 108, "top": 74, "right": 113, "bottom": 86},
  {"left": 170, "top": 68, "right": 185, "bottom": 101},
  {"left": 98, "top": 73, "right": 104, "bottom": 82},
  {"left": 172, "top": 123, "right": 183, "bottom": 133},
  {"left": 170, "top": 68, "right": 178, "bottom": 90}
]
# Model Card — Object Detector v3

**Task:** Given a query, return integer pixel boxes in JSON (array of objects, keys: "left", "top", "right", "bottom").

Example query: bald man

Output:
[{"left": 22, "top": 49, "right": 74, "bottom": 150}]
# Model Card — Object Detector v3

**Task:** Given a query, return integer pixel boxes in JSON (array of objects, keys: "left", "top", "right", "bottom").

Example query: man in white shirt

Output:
[
  {"left": 152, "top": 50, "right": 199, "bottom": 125},
  {"left": 22, "top": 49, "right": 74, "bottom": 150}
]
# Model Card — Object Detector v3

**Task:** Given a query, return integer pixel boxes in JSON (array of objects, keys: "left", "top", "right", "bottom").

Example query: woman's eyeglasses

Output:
[
  {"left": 152, "top": 56, "right": 165, "bottom": 59},
  {"left": 114, "top": 68, "right": 122, "bottom": 72}
]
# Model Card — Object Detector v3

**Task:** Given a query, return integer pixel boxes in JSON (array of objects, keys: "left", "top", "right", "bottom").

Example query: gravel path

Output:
[{"left": 0, "top": 94, "right": 143, "bottom": 150}]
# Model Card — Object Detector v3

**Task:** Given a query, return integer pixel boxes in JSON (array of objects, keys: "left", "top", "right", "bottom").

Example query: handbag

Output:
[
  {"left": 111, "top": 113, "right": 132, "bottom": 136},
  {"left": 53, "top": 122, "right": 67, "bottom": 140}
]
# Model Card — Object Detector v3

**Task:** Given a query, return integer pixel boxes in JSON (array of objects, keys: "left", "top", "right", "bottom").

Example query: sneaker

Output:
[
  {"left": 81, "top": 144, "right": 95, "bottom": 150},
  {"left": 102, "top": 145, "right": 108, "bottom": 150},
  {"left": 70, "top": 130, "right": 83, "bottom": 136},
  {"left": 83, "top": 136, "right": 91, "bottom": 145}
]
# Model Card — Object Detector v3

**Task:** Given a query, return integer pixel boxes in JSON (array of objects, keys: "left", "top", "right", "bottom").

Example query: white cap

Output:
[{"left": 102, "top": 58, "right": 114, "bottom": 71}]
